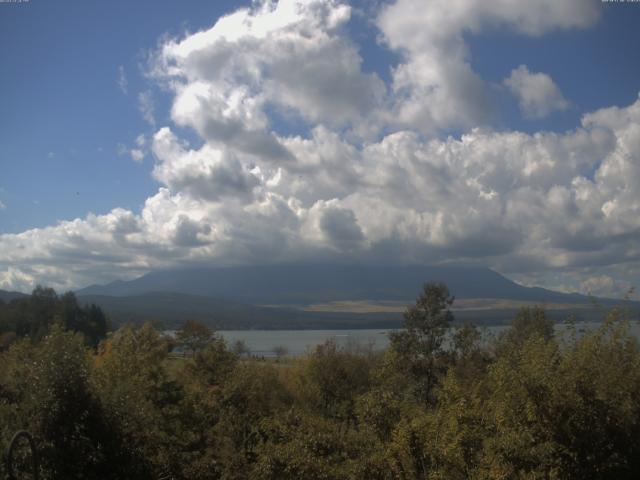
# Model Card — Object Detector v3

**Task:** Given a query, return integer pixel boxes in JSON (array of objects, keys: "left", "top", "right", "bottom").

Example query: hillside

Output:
[
  {"left": 81, "top": 291, "right": 631, "bottom": 329},
  {"left": 72, "top": 265, "right": 638, "bottom": 329},
  {"left": 0, "top": 290, "right": 29, "bottom": 303},
  {"left": 76, "top": 292, "right": 402, "bottom": 330},
  {"left": 77, "top": 264, "right": 597, "bottom": 305}
]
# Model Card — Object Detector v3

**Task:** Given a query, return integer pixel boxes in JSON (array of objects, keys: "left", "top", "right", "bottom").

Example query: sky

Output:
[{"left": 1, "top": 0, "right": 640, "bottom": 298}]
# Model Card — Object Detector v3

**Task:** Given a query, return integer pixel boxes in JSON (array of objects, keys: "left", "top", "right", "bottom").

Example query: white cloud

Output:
[
  {"left": 117, "top": 65, "right": 128, "bottom": 94},
  {"left": 580, "top": 275, "right": 633, "bottom": 298},
  {"left": 119, "top": 135, "right": 148, "bottom": 163},
  {"left": 504, "top": 65, "right": 569, "bottom": 119},
  {"left": 138, "top": 90, "right": 156, "bottom": 126},
  {"left": 3, "top": 94, "right": 639, "bottom": 291},
  {"left": 512, "top": 268, "right": 637, "bottom": 300},
  {"left": 5, "top": 0, "right": 640, "bottom": 295},
  {"left": 152, "top": 0, "right": 596, "bottom": 139},
  {"left": 376, "top": 0, "right": 598, "bottom": 133},
  {"left": 154, "top": 0, "right": 385, "bottom": 146},
  {"left": 0, "top": 267, "right": 33, "bottom": 292},
  {"left": 0, "top": 200, "right": 5, "bottom": 210},
  {"left": 130, "top": 149, "right": 145, "bottom": 163},
  {"left": 151, "top": 127, "right": 260, "bottom": 203}
]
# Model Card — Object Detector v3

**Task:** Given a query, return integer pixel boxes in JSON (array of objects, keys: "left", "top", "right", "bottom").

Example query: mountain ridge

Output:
[
  {"left": 76, "top": 264, "right": 604, "bottom": 305},
  {"left": 0, "top": 290, "right": 29, "bottom": 302},
  {"left": 5, "top": 265, "right": 633, "bottom": 329}
]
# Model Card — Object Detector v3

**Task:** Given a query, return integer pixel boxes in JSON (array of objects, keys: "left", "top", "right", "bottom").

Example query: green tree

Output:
[
  {"left": 298, "top": 339, "right": 372, "bottom": 424},
  {"left": 496, "top": 306, "right": 554, "bottom": 355},
  {"left": 0, "top": 326, "right": 123, "bottom": 479},
  {"left": 215, "top": 363, "right": 292, "bottom": 478},
  {"left": 0, "top": 287, "right": 108, "bottom": 347},
  {"left": 186, "top": 335, "right": 237, "bottom": 387},
  {"left": 425, "top": 309, "right": 640, "bottom": 479},
  {"left": 92, "top": 323, "right": 179, "bottom": 478},
  {"left": 389, "top": 282, "right": 454, "bottom": 404},
  {"left": 59, "top": 291, "right": 108, "bottom": 347},
  {"left": 254, "top": 410, "right": 390, "bottom": 480}
]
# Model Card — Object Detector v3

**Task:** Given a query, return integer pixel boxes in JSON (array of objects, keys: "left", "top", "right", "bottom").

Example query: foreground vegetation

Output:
[{"left": 1, "top": 284, "right": 640, "bottom": 479}]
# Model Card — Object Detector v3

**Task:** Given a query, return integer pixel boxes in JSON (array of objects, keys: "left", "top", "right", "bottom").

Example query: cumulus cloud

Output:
[
  {"left": 377, "top": 0, "right": 598, "bottom": 133},
  {"left": 173, "top": 215, "right": 212, "bottom": 247},
  {"left": 151, "top": 127, "right": 261, "bottom": 203},
  {"left": 4, "top": 93, "right": 639, "bottom": 291},
  {"left": 504, "top": 65, "right": 569, "bottom": 119},
  {"left": 4, "top": 0, "right": 640, "bottom": 295},
  {"left": 316, "top": 202, "right": 365, "bottom": 252},
  {"left": 0, "top": 200, "right": 5, "bottom": 210},
  {"left": 154, "top": 0, "right": 385, "bottom": 146}
]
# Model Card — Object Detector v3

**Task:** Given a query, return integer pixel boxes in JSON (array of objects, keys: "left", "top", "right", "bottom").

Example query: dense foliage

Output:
[
  {"left": 0, "top": 287, "right": 107, "bottom": 348},
  {"left": 1, "top": 283, "right": 640, "bottom": 479}
]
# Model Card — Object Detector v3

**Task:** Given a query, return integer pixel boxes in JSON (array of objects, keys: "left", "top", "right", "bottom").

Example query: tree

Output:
[
  {"left": 300, "top": 339, "right": 372, "bottom": 423},
  {"left": 215, "top": 363, "right": 291, "bottom": 478},
  {"left": 187, "top": 336, "right": 237, "bottom": 387},
  {"left": 59, "top": 291, "right": 108, "bottom": 347},
  {"left": 0, "top": 287, "right": 108, "bottom": 347},
  {"left": 496, "top": 306, "right": 554, "bottom": 355},
  {"left": 92, "top": 323, "right": 178, "bottom": 478},
  {"left": 176, "top": 320, "right": 214, "bottom": 357},
  {"left": 232, "top": 339, "right": 250, "bottom": 357},
  {"left": 254, "top": 410, "right": 390, "bottom": 480},
  {"left": 389, "top": 282, "right": 454, "bottom": 404},
  {"left": 452, "top": 321, "right": 482, "bottom": 361},
  {"left": 0, "top": 326, "right": 122, "bottom": 478}
]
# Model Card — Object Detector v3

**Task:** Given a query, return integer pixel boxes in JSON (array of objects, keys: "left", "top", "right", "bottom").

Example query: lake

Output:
[
  {"left": 218, "top": 329, "right": 391, "bottom": 357},
  {"left": 215, "top": 320, "right": 640, "bottom": 357}
]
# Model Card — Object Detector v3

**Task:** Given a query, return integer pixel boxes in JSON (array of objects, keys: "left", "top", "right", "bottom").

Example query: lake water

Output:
[
  {"left": 219, "top": 329, "right": 391, "bottom": 357},
  {"left": 216, "top": 321, "right": 640, "bottom": 357}
]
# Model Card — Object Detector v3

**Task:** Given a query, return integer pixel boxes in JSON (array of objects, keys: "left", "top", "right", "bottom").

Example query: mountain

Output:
[
  {"left": 77, "top": 264, "right": 595, "bottom": 305},
  {"left": 0, "top": 289, "right": 29, "bottom": 303},
  {"left": 75, "top": 266, "right": 637, "bottom": 329}
]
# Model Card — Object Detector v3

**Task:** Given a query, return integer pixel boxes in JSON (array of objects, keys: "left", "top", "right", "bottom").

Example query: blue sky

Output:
[
  {"left": 1, "top": 0, "right": 251, "bottom": 233},
  {"left": 1, "top": 0, "right": 640, "bottom": 296}
]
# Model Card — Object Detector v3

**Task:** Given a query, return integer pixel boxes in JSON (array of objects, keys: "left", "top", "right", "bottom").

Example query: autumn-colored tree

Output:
[
  {"left": 299, "top": 339, "right": 372, "bottom": 424},
  {"left": 2, "top": 282, "right": 640, "bottom": 479},
  {"left": 254, "top": 410, "right": 390, "bottom": 480},
  {"left": 176, "top": 319, "right": 214, "bottom": 357},
  {"left": 92, "top": 323, "right": 179, "bottom": 478}
]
